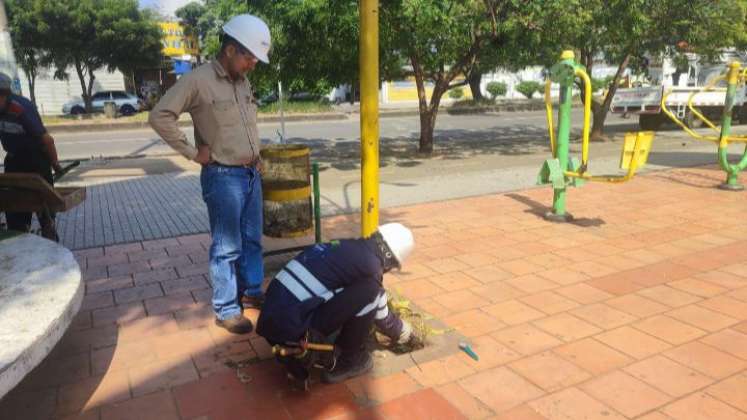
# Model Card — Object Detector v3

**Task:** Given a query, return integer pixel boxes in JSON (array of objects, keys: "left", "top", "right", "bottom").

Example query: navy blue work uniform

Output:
[
  {"left": 0, "top": 94, "right": 54, "bottom": 232},
  {"left": 257, "top": 238, "right": 388, "bottom": 353}
]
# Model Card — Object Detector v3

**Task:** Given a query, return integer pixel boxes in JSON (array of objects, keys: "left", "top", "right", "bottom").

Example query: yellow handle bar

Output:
[
  {"left": 687, "top": 75, "right": 726, "bottom": 133},
  {"left": 660, "top": 89, "right": 720, "bottom": 143},
  {"left": 544, "top": 79, "right": 556, "bottom": 156},
  {"left": 661, "top": 88, "right": 747, "bottom": 144},
  {"left": 544, "top": 68, "right": 592, "bottom": 170},
  {"left": 575, "top": 68, "right": 592, "bottom": 171}
]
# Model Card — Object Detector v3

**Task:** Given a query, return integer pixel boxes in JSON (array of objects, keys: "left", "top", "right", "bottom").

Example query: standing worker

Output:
[
  {"left": 257, "top": 223, "right": 415, "bottom": 385},
  {"left": 0, "top": 72, "right": 64, "bottom": 240},
  {"left": 149, "top": 14, "right": 271, "bottom": 334}
]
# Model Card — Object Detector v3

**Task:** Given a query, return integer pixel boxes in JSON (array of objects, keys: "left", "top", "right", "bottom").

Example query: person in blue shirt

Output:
[
  {"left": 257, "top": 223, "right": 415, "bottom": 385},
  {"left": 0, "top": 72, "right": 64, "bottom": 239}
]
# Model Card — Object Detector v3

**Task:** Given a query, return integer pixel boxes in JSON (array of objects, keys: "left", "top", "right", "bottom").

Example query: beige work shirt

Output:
[{"left": 148, "top": 61, "right": 261, "bottom": 166}]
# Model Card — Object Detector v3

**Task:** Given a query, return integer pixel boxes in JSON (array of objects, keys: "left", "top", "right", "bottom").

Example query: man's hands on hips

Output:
[{"left": 193, "top": 145, "right": 212, "bottom": 165}]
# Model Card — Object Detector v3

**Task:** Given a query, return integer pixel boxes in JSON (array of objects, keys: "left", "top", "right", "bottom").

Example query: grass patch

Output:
[
  {"left": 451, "top": 98, "right": 499, "bottom": 108},
  {"left": 259, "top": 100, "right": 333, "bottom": 114}
]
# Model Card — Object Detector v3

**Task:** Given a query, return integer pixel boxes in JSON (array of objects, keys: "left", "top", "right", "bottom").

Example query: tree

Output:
[
  {"left": 380, "top": 0, "right": 514, "bottom": 154},
  {"left": 175, "top": 2, "right": 206, "bottom": 39},
  {"left": 175, "top": 2, "right": 207, "bottom": 63},
  {"left": 534, "top": 0, "right": 747, "bottom": 140},
  {"left": 381, "top": 0, "right": 531, "bottom": 153},
  {"left": 39, "top": 0, "right": 162, "bottom": 113},
  {"left": 6, "top": 0, "right": 46, "bottom": 103}
]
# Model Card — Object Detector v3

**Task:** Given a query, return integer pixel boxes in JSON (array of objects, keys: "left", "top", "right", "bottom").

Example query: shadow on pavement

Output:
[{"left": 505, "top": 193, "right": 606, "bottom": 228}]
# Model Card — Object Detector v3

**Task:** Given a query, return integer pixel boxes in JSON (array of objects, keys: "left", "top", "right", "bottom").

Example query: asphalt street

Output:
[{"left": 18, "top": 109, "right": 629, "bottom": 161}]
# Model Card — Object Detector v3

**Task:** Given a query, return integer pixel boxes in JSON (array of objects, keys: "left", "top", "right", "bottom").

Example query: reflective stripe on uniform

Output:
[
  {"left": 286, "top": 260, "right": 334, "bottom": 301},
  {"left": 276, "top": 260, "right": 340, "bottom": 302},
  {"left": 356, "top": 292, "right": 387, "bottom": 317},
  {"left": 375, "top": 305, "right": 389, "bottom": 320},
  {"left": 375, "top": 291, "right": 389, "bottom": 319},
  {"left": 276, "top": 269, "right": 313, "bottom": 301},
  {"left": 0, "top": 121, "right": 25, "bottom": 135}
]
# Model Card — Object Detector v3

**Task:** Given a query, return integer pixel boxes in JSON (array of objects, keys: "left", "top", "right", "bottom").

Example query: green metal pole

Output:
[
  {"left": 312, "top": 162, "right": 322, "bottom": 243},
  {"left": 549, "top": 51, "right": 576, "bottom": 221},
  {"left": 718, "top": 62, "right": 747, "bottom": 191}
]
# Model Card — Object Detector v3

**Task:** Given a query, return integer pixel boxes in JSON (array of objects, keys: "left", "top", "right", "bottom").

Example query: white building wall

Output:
[
  {"left": 16, "top": 66, "right": 126, "bottom": 115},
  {"left": 479, "top": 64, "right": 625, "bottom": 99}
]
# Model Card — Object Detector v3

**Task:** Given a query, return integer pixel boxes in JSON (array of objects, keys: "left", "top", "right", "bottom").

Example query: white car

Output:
[{"left": 62, "top": 90, "right": 144, "bottom": 116}]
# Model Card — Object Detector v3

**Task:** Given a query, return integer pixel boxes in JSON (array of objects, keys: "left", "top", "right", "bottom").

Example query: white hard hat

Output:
[
  {"left": 222, "top": 14, "right": 271, "bottom": 64},
  {"left": 378, "top": 223, "right": 414, "bottom": 267}
]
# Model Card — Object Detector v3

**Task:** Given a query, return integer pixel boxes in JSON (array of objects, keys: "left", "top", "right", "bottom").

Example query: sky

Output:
[{"left": 138, "top": 0, "right": 198, "bottom": 18}]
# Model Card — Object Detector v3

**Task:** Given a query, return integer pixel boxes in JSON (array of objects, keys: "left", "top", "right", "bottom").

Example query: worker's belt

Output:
[{"left": 210, "top": 159, "right": 258, "bottom": 169}]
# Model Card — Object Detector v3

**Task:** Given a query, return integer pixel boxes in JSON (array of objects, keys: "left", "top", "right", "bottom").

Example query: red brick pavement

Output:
[{"left": 3, "top": 165, "right": 747, "bottom": 419}]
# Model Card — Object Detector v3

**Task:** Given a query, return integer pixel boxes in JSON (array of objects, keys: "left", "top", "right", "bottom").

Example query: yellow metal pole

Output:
[{"left": 359, "top": 0, "right": 379, "bottom": 237}]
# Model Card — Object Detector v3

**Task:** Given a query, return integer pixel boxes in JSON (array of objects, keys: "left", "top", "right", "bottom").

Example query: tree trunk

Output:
[
  {"left": 590, "top": 54, "right": 630, "bottom": 141},
  {"left": 418, "top": 83, "right": 445, "bottom": 154},
  {"left": 418, "top": 109, "right": 436, "bottom": 154},
  {"left": 468, "top": 71, "right": 483, "bottom": 101},
  {"left": 86, "top": 65, "right": 97, "bottom": 111},
  {"left": 25, "top": 70, "right": 36, "bottom": 105},
  {"left": 74, "top": 61, "right": 92, "bottom": 113}
]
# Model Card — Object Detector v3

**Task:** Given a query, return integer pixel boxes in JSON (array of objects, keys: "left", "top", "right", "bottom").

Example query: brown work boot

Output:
[
  {"left": 215, "top": 314, "right": 254, "bottom": 334},
  {"left": 241, "top": 294, "right": 265, "bottom": 310}
]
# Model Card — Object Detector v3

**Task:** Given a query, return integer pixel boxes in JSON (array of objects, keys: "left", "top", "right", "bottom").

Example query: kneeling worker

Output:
[{"left": 256, "top": 223, "right": 414, "bottom": 384}]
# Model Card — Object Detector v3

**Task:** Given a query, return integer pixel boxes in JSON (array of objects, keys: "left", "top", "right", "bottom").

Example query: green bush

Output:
[
  {"left": 516, "top": 81, "right": 541, "bottom": 99},
  {"left": 448, "top": 87, "right": 464, "bottom": 99},
  {"left": 486, "top": 81, "right": 507, "bottom": 99},
  {"left": 591, "top": 76, "right": 614, "bottom": 93}
]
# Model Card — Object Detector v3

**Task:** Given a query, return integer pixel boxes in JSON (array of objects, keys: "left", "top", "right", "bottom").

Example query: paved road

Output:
[{"left": 6, "top": 109, "right": 634, "bottom": 161}]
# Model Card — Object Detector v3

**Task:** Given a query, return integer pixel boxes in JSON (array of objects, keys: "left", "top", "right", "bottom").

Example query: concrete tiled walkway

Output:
[
  {"left": 3, "top": 165, "right": 747, "bottom": 419},
  {"left": 56, "top": 173, "right": 208, "bottom": 250}
]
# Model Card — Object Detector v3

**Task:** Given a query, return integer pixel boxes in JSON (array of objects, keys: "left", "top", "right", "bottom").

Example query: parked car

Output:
[{"left": 62, "top": 90, "right": 144, "bottom": 116}]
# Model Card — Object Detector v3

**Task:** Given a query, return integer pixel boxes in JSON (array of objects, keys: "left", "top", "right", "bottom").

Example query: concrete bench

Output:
[{"left": 0, "top": 233, "right": 83, "bottom": 398}]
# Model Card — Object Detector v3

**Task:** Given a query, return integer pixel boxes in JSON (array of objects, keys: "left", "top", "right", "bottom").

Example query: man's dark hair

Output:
[{"left": 219, "top": 33, "right": 246, "bottom": 55}]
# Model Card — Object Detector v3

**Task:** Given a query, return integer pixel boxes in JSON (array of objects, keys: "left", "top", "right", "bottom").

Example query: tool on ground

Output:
[
  {"left": 272, "top": 330, "right": 337, "bottom": 391},
  {"left": 538, "top": 50, "right": 653, "bottom": 222},
  {"left": 272, "top": 340, "right": 335, "bottom": 357},
  {"left": 459, "top": 342, "right": 479, "bottom": 361},
  {"left": 53, "top": 160, "right": 80, "bottom": 182}
]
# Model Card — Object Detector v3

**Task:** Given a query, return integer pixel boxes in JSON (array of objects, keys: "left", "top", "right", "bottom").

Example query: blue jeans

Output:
[{"left": 200, "top": 164, "right": 264, "bottom": 320}]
